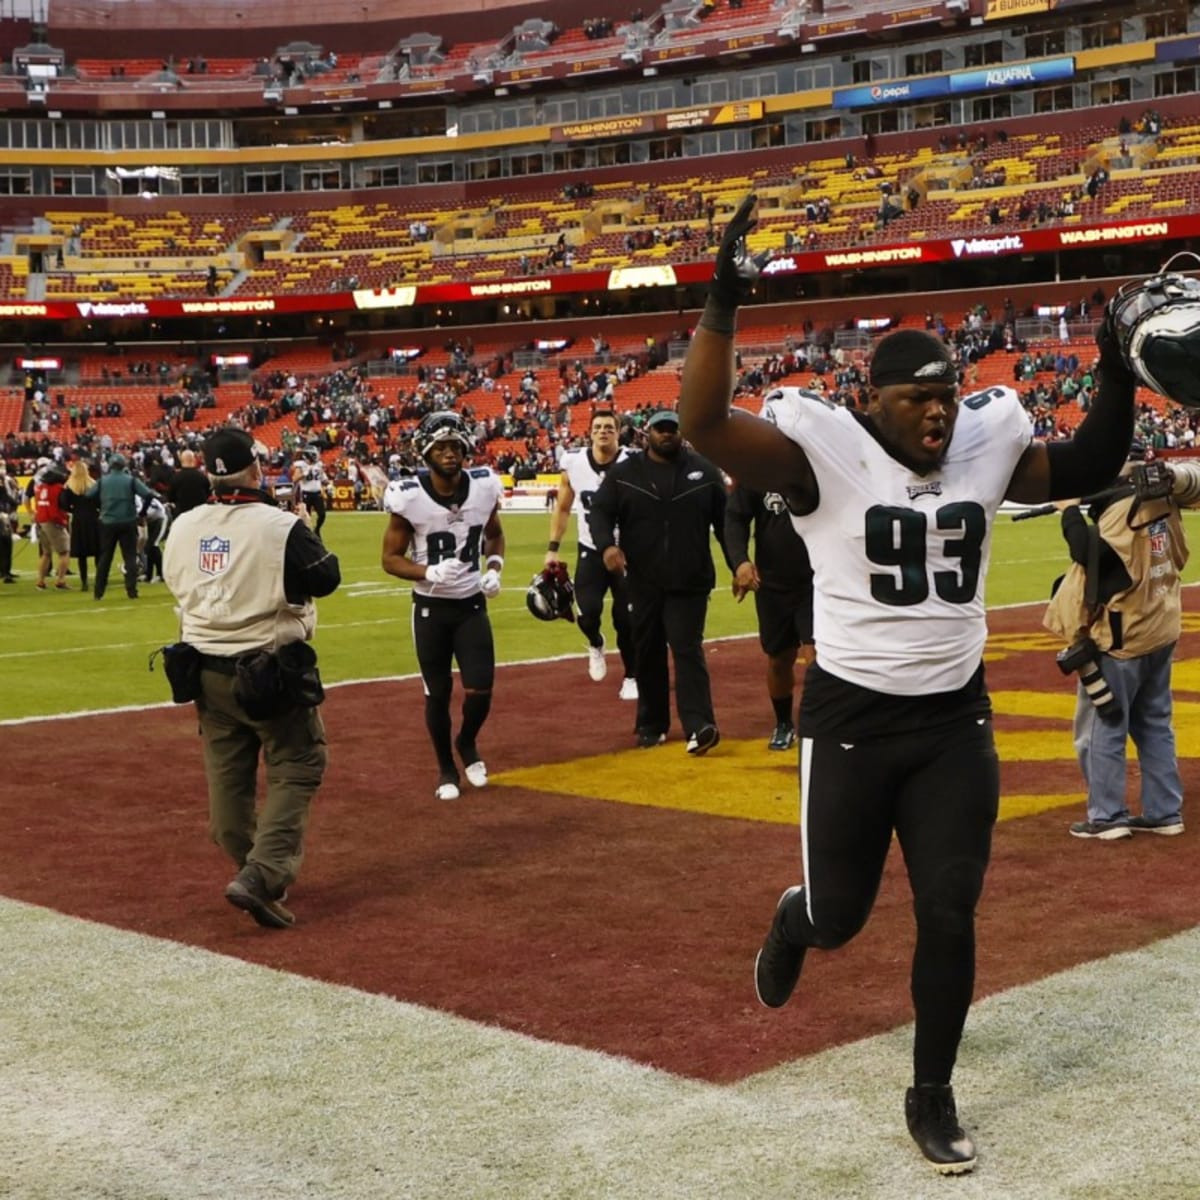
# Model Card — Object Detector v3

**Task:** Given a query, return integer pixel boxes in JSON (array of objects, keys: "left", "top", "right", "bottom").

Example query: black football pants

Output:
[
  {"left": 575, "top": 546, "right": 635, "bottom": 676},
  {"left": 781, "top": 716, "right": 999, "bottom": 1087}
]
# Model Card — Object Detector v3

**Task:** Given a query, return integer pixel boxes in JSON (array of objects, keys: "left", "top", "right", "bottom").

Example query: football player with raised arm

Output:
[
  {"left": 381, "top": 412, "right": 505, "bottom": 801},
  {"left": 545, "top": 408, "right": 637, "bottom": 699},
  {"left": 678, "top": 195, "right": 1138, "bottom": 1175}
]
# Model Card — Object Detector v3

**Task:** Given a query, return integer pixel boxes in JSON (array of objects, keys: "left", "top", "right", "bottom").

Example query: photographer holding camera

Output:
[{"left": 1045, "top": 448, "right": 1200, "bottom": 840}]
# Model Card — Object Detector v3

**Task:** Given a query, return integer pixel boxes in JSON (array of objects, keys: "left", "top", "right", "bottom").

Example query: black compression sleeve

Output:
[{"left": 1045, "top": 352, "right": 1135, "bottom": 501}]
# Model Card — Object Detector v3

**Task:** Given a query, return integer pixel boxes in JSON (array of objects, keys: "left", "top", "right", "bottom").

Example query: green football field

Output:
[{"left": 3, "top": 508, "right": 1200, "bottom": 723}]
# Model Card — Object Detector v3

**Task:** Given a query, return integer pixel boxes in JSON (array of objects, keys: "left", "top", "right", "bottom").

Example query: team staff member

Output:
[
  {"left": 725, "top": 476, "right": 815, "bottom": 751},
  {"left": 678, "top": 194, "right": 1138, "bottom": 1174},
  {"left": 163, "top": 428, "right": 340, "bottom": 930},
  {"left": 88, "top": 453, "right": 155, "bottom": 600},
  {"left": 588, "top": 407, "right": 730, "bottom": 754},
  {"left": 381, "top": 411, "right": 506, "bottom": 801},
  {"left": 545, "top": 408, "right": 637, "bottom": 698}
]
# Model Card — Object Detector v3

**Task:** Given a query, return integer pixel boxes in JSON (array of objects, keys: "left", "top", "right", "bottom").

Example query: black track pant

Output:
[
  {"left": 575, "top": 546, "right": 634, "bottom": 676},
  {"left": 782, "top": 716, "right": 999, "bottom": 1086},
  {"left": 627, "top": 578, "right": 713, "bottom": 739}
]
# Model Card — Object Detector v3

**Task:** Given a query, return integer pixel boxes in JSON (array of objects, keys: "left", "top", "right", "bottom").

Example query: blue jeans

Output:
[{"left": 1072, "top": 643, "right": 1182, "bottom": 824}]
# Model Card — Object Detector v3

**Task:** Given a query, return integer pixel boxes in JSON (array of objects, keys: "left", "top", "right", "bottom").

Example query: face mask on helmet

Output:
[
  {"left": 526, "top": 562, "right": 576, "bottom": 623},
  {"left": 1109, "top": 255, "right": 1200, "bottom": 409},
  {"left": 415, "top": 413, "right": 473, "bottom": 460}
]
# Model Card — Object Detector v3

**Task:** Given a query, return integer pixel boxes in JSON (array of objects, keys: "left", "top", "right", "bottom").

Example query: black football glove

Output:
[
  {"left": 710, "top": 193, "right": 761, "bottom": 309},
  {"left": 1095, "top": 298, "right": 1135, "bottom": 382}
]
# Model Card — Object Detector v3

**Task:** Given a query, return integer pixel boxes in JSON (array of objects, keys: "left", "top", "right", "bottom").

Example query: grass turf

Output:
[{"left": 3, "top": 508, "right": 1199, "bottom": 722}]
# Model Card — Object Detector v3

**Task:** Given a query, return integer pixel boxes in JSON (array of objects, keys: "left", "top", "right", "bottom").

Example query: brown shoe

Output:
[{"left": 224, "top": 867, "right": 295, "bottom": 929}]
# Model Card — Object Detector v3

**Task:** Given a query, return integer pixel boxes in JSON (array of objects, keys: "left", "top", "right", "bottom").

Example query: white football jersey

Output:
[
  {"left": 383, "top": 467, "right": 503, "bottom": 600},
  {"left": 763, "top": 384, "right": 1033, "bottom": 694},
  {"left": 298, "top": 461, "right": 327, "bottom": 493},
  {"left": 561, "top": 446, "right": 630, "bottom": 550}
]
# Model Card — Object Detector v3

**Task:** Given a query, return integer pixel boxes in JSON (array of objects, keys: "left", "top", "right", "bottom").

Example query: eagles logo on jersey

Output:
[
  {"left": 383, "top": 467, "right": 503, "bottom": 600},
  {"left": 766, "top": 382, "right": 1033, "bottom": 695}
]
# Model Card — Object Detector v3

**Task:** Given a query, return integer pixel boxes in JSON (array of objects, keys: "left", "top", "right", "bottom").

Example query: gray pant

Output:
[
  {"left": 1073, "top": 643, "right": 1182, "bottom": 824},
  {"left": 196, "top": 668, "right": 327, "bottom": 895}
]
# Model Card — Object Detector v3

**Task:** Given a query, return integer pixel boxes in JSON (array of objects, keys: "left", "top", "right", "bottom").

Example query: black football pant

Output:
[
  {"left": 575, "top": 546, "right": 635, "bottom": 676},
  {"left": 302, "top": 491, "right": 326, "bottom": 536},
  {"left": 781, "top": 716, "right": 999, "bottom": 1087},
  {"left": 412, "top": 594, "right": 495, "bottom": 778},
  {"left": 627, "top": 578, "right": 713, "bottom": 739}
]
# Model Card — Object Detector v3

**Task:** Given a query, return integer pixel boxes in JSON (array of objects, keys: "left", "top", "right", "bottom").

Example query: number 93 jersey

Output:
[
  {"left": 383, "top": 467, "right": 504, "bottom": 600},
  {"left": 764, "top": 384, "right": 1032, "bottom": 695}
]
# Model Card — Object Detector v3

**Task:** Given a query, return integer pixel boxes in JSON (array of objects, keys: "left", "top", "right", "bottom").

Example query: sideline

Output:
[{"left": 0, "top": 602, "right": 1053, "bottom": 727}]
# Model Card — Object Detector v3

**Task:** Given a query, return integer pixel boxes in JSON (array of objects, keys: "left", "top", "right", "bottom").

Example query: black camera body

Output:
[{"left": 1056, "top": 636, "right": 1120, "bottom": 719}]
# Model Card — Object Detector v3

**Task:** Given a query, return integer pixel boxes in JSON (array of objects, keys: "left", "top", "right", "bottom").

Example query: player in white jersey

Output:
[
  {"left": 678, "top": 194, "right": 1138, "bottom": 1176},
  {"left": 545, "top": 408, "right": 637, "bottom": 697},
  {"left": 381, "top": 411, "right": 506, "bottom": 801},
  {"left": 293, "top": 449, "right": 330, "bottom": 537}
]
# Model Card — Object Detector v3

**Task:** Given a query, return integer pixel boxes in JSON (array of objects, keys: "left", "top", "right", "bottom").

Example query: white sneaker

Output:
[
  {"left": 435, "top": 779, "right": 461, "bottom": 801},
  {"left": 587, "top": 640, "right": 608, "bottom": 682},
  {"left": 463, "top": 760, "right": 488, "bottom": 789},
  {"left": 619, "top": 677, "right": 638, "bottom": 701}
]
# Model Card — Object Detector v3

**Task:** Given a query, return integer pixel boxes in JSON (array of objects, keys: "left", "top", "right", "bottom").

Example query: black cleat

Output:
[
  {"left": 768, "top": 721, "right": 796, "bottom": 751},
  {"left": 905, "top": 1084, "right": 977, "bottom": 1175},
  {"left": 754, "top": 885, "right": 806, "bottom": 1008},
  {"left": 686, "top": 724, "right": 720, "bottom": 756}
]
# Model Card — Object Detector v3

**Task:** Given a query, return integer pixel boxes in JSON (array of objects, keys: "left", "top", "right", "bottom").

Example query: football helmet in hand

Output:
[
  {"left": 525, "top": 561, "right": 576, "bottom": 622},
  {"left": 1107, "top": 254, "right": 1200, "bottom": 408}
]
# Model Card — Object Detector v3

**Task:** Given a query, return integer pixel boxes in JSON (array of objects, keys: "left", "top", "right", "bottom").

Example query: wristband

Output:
[
  {"left": 547, "top": 540, "right": 561, "bottom": 552},
  {"left": 486, "top": 555, "right": 504, "bottom": 571},
  {"left": 697, "top": 294, "right": 738, "bottom": 338}
]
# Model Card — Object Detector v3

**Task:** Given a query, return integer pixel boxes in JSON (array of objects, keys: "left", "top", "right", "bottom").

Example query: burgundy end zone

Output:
[{"left": 2, "top": 609, "right": 1198, "bottom": 1083}]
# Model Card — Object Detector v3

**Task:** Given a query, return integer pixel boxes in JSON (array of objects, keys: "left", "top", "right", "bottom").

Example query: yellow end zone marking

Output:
[{"left": 493, "top": 679, "right": 1200, "bottom": 825}]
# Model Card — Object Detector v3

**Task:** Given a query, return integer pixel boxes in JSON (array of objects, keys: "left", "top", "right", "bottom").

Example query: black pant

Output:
[
  {"left": 782, "top": 716, "right": 999, "bottom": 1085},
  {"left": 412, "top": 593, "right": 496, "bottom": 775},
  {"left": 95, "top": 521, "right": 139, "bottom": 598},
  {"left": 144, "top": 517, "right": 165, "bottom": 580},
  {"left": 575, "top": 546, "right": 635, "bottom": 676},
  {"left": 0, "top": 529, "right": 12, "bottom": 579},
  {"left": 627, "top": 577, "right": 713, "bottom": 738},
  {"left": 301, "top": 490, "right": 326, "bottom": 535}
]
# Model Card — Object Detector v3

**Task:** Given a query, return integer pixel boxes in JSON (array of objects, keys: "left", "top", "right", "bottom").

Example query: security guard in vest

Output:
[{"left": 163, "top": 428, "right": 341, "bottom": 928}]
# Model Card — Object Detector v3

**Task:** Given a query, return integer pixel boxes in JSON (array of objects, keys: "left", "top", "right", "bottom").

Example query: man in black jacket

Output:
[{"left": 588, "top": 408, "right": 730, "bottom": 753}]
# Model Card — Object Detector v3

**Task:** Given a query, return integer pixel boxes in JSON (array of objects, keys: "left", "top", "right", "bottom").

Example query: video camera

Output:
[{"left": 1055, "top": 636, "right": 1120, "bottom": 720}]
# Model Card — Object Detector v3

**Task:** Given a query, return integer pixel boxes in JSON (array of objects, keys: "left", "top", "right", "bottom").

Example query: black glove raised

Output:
[
  {"left": 700, "top": 194, "right": 763, "bottom": 335},
  {"left": 1095, "top": 298, "right": 1135, "bottom": 382},
  {"left": 710, "top": 193, "right": 760, "bottom": 307}
]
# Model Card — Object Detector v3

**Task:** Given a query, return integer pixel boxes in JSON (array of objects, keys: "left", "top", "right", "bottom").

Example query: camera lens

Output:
[{"left": 1078, "top": 661, "right": 1118, "bottom": 717}]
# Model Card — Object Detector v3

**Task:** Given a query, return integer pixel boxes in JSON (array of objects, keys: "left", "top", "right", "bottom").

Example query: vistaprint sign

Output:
[
  {"left": 75, "top": 301, "right": 149, "bottom": 318},
  {"left": 951, "top": 235, "right": 1025, "bottom": 258}
]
